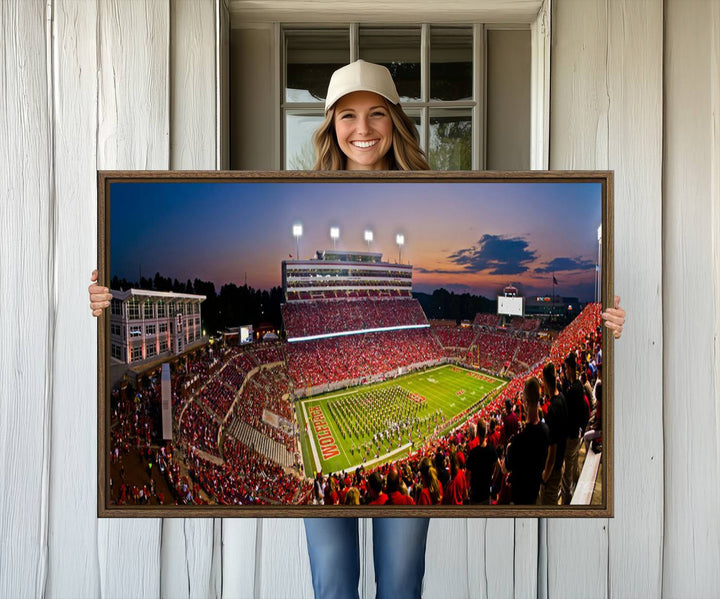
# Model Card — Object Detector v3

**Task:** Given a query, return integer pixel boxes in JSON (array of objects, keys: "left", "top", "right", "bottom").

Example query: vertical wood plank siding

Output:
[
  {"left": 257, "top": 519, "right": 313, "bottom": 598},
  {"left": 0, "top": 1, "right": 52, "bottom": 598},
  {"left": 47, "top": 0, "right": 101, "bottom": 596},
  {"left": 550, "top": 1, "right": 665, "bottom": 598},
  {"left": 606, "top": 1, "right": 664, "bottom": 597},
  {"left": 96, "top": 1, "right": 169, "bottom": 595},
  {"left": 663, "top": 1, "right": 720, "bottom": 596}
]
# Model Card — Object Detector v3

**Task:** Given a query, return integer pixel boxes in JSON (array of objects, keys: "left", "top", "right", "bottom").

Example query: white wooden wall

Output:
[
  {"left": 663, "top": 1, "right": 720, "bottom": 596},
  {"left": 1, "top": 1, "right": 718, "bottom": 598}
]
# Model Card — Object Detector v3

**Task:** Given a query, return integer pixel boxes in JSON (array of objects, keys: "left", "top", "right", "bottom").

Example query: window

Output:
[
  {"left": 146, "top": 324, "right": 156, "bottom": 337},
  {"left": 144, "top": 301, "right": 154, "bottom": 320},
  {"left": 231, "top": 21, "right": 534, "bottom": 171},
  {"left": 129, "top": 325, "right": 142, "bottom": 337},
  {"left": 111, "top": 344, "right": 123, "bottom": 360},
  {"left": 146, "top": 343, "right": 157, "bottom": 358},
  {"left": 110, "top": 323, "right": 121, "bottom": 337},
  {"left": 127, "top": 298, "right": 140, "bottom": 320},
  {"left": 159, "top": 337, "right": 168, "bottom": 353},
  {"left": 283, "top": 25, "right": 478, "bottom": 170},
  {"left": 111, "top": 299, "right": 122, "bottom": 316},
  {"left": 159, "top": 322, "right": 168, "bottom": 334},
  {"left": 131, "top": 346, "right": 143, "bottom": 362}
]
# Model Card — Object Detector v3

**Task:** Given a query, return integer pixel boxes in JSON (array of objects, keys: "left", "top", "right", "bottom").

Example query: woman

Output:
[
  {"left": 416, "top": 457, "right": 442, "bottom": 505},
  {"left": 300, "top": 60, "right": 432, "bottom": 599},
  {"left": 88, "top": 60, "right": 626, "bottom": 598},
  {"left": 442, "top": 451, "right": 469, "bottom": 505}
]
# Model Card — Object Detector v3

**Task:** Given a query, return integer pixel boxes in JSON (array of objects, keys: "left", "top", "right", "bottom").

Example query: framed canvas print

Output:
[{"left": 97, "top": 170, "right": 613, "bottom": 517}]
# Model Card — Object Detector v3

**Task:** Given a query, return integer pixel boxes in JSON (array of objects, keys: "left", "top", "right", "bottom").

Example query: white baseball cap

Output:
[{"left": 324, "top": 60, "right": 400, "bottom": 112}]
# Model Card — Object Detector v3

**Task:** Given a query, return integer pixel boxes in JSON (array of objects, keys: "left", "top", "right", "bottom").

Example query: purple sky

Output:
[{"left": 111, "top": 180, "right": 603, "bottom": 301}]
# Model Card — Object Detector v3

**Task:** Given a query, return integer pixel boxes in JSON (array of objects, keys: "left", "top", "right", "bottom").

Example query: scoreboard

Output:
[
  {"left": 497, "top": 295, "right": 524, "bottom": 316},
  {"left": 240, "top": 325, "right": 253, "bottom": 344}
]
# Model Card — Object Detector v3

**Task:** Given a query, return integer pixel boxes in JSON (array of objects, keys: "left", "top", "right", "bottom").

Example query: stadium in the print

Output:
[{"left": 106, "top": 179, "right": 605, "bottom": 509}]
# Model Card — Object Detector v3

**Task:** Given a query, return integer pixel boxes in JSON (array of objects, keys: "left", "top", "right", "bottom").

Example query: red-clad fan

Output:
[
  {"left": 386, "top": 466, "right": 415, "bottom": 505},
  {"left": 442, "top": 451, "right": 469, "bottom": 505},
  {"left": 367, "top": 471, "right": 389, "bottom": 505},
  {"left": 416, "top": 457, "right": 443, "bottom": 505}
]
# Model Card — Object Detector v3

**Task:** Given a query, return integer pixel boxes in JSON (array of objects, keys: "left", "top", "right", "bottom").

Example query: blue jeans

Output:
[{"left": 304, "top": 517, "right": 430, "bottom": 599}]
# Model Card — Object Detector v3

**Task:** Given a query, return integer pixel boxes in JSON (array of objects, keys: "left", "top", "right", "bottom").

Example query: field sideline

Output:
[{"left": 296, "top": 364, "right": 506, "bottom": 475}]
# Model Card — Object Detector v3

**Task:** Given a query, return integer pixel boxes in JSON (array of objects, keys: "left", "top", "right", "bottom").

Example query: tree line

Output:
[
  {"left": 414, "top": 288, "right": 496, "bottom": 323},
  {"left": 110, "top": 273, "right": 283, "bottom": 334}
]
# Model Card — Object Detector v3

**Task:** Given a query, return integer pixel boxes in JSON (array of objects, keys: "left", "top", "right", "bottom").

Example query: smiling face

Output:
[{"left": 333, "top": 90, "right": 394, "bottom": 171}]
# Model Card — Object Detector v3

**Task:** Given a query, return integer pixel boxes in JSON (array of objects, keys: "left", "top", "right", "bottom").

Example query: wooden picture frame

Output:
[{"left": 98, "top": 170, "right": 613, "bottom": 518}]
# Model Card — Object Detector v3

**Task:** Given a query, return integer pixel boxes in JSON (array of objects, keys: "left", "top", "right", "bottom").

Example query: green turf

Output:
[{"left": 296, "top": 364, "right": 505, "bottom": 474}]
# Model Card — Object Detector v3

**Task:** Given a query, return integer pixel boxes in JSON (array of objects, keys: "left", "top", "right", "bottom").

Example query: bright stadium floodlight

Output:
[
  {"left": 293, "top": 223, "right": 303, "bottom": 259},
  {"left": 396, "top": 233, "right": 405, "bottom": 263},
  {"left": 330, "top": 226, "right": 339, "bottom": 249},
  {"left": 364, "top": 229, "right": 373, "bottom": 251}
]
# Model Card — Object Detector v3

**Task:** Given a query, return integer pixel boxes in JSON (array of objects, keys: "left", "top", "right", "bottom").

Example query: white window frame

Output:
[
  {"left": 229, "top": 0, "right": 550, "bottom": 170},
  {"left": 281, "top": 23, "right": 484, "bottom": 169}
]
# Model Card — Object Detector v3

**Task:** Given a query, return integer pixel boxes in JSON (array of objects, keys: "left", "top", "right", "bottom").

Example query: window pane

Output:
[
  {"left": 285, "top": 112, "right": 324, "bottom": 170},
  {"left": 486, "top": 30, "right": 530, "bottom": 169},
  {"left": 429, "top": 109, "right": 472, "bottom": 170},
  {"left": 359, "top": 28, "right": 421, "bottom": 102},
  {"left": 286, "top": 30, "right": 350, "bottom": 103},
  {"left": 128, "top": 299, "right": 139, "bottom": 320},
  {"left": 402, "top": 108, "right": 423, "bottom": 149},
  {"left": 430, "top": 27, "right": 473, "bottom": 101}
]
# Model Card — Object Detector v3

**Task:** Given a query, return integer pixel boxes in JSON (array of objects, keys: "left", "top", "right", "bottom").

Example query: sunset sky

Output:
[{"left": 110, "top": 180, "right": 603, "bottom": 302}]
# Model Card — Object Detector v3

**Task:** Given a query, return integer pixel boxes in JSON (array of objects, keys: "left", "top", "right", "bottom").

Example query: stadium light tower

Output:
[
  {"left": 293, "top": 223, "right": 303, "bottom": 259},
  {"left": 330, "top": 226, "right": 339, "bottom": 250},
  {"left": 396, "top": 233, "right": 405, "bottom": 264},
  {"left": 364, "top": 229, "right": 373, "bottom": 251}
]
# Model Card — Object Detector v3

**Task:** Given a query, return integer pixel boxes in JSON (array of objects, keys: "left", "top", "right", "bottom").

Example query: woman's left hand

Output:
[{"left": 602, "top": 295, "right": 626, "bottom": 339}]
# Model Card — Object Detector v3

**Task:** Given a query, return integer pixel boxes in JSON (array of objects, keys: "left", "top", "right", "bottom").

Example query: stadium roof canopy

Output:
[
  {"left": 316, "top": 249, "right": 383, "bottom": 263},
  {"left": 111, "top": 288, "right": 206, "bottom": 302}
]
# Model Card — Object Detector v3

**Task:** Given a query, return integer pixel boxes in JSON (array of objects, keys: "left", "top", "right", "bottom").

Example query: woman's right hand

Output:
[{"left": 89, "top": 269, "right": 112, "bottom": 317}]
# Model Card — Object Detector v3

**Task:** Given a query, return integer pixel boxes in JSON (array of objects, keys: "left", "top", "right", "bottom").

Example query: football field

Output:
[{"left": 296, "top": 364, "right": 506, "bottom": 475}]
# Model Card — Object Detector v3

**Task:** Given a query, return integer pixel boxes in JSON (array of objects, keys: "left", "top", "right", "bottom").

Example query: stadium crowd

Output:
[
  {"left": 110, "top": 289, "right": 602, "bottom": 508},
  {"left": 509, "top": 316, "right": 541, "bottom": 331},
  {"left": 285, "top": 329, "right": 444, "bottom": 388},
  {"left": 473, "top": 313, "right": 501, "bottom": 328},
  {"left": 430, "top": 325, "right": 478, "bottom": 349},
  {"left": 178, "top": 401, "right": 221, "bottom": 456},
  {"left": 312, "top": 302, "right": 603, "bottom": 507},
  {"left": 109, "top": 340, "right": 308, "bottom": 506},
  {"left": 188, "top": 437, "right": 312, "bottom": 505},
  {"left": 228, "top": 368, "right": 297, "bottom": 452},
  {"left": 282, "top": 297, "right": 427, "bottom": 338},
  {"left": 507, "top": 337, "right": 552, "bottom": 376},
  {"left": 465, "top": 330, "right": 523, "bottom": 374}
]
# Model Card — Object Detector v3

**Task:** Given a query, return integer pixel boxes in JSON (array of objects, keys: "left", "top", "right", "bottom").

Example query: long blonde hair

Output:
[
  {"left": 312, "top": 100, "right": 430, "bottom": 171},
  {"left": 419, "top": 457, "right": 442, "bottom": 504}
]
